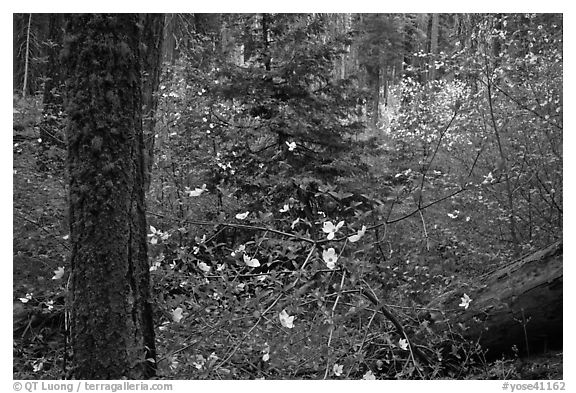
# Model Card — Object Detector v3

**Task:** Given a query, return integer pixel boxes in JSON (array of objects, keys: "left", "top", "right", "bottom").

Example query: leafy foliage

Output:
[{"left": 13, "top": 13, "right": 562, "bottom": 380}]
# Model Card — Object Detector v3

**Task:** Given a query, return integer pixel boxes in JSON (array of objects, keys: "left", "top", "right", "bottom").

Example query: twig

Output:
[
  {"left": 418, "top": 209, "right": 429, "bottom": 251},
  {"left": 147, "top": 210, "right": 317, "bottom": 244}
]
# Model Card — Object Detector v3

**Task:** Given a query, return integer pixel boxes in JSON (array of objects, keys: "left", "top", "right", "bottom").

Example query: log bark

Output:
[{"left": 425, "top": 241, "right": 562, "bottom": 359}]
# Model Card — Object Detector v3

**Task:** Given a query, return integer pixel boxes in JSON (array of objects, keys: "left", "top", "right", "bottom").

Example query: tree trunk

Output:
[
  {"left": 372, "top": 66, "right": 380, "bottom": 126},
  {"left": 162, "top": 13, "right": 178, "bottom": 64},
  {"left": 428, "top": 13, "right": 439, "bottom": 81},
  {"left": 40, "top": 13, "right": 65, "bottom": 147},
  {"left": 424, "top": 241, "right": 562, "bottom": 360},
  {"left": 261, "top": 13, "right": 271, "bottom": 71},
  {"left": 140, "top": 14, "right": 165, "bottom": 190},
  {"left": 22, "top": 14, "right": 32, "bottom": 98},
  {"left": 63, "top": 14, "right": 156, "bottom": 379}
]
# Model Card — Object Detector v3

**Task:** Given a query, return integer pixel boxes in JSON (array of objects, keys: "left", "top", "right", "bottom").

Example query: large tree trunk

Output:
[
  {"left": 63, "top": 14, "right": 156, "bottom": 379},
  {"left": 425, "top": 241, "right": 562, "bottom": 360}
]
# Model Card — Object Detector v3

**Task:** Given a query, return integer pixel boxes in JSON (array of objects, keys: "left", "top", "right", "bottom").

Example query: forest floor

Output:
[{"left": 12, "top": 122, "right": 563, "bottom": 380}]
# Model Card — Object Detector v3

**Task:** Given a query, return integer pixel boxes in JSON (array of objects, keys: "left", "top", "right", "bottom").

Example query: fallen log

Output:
[{"left": 424, "top": 241, "right": 562, "bottom": 359}]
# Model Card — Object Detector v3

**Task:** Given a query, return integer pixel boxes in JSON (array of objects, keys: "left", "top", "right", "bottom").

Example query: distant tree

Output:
[
  {"left": 356, "top": 14, "right": 405, "bottom": 122},
  {"left": 427, "top": 13, "right": 439, "bottom": 81},
  {"left": 13, "top": 13, "right": 51, "bottom": 96},
  {"left": 63, "top": 14, "right": 156, "bottom": 379},
  {"left": 40, "top": 13, "right": 65, "bottom": 146},
  {"left": 140, "top": 14, "right": 165, "bottom": 189},
  {"left": 22, "top": 14, "right": 32, "bottom": 98}
]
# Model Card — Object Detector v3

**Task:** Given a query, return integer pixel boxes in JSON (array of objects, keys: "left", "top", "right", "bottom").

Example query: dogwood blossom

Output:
[
  {"left": 235, "top": 211, "right": 250, "bottom": 220},
  {"left": 52, "top": 266, "right": 65, "bottom": 280},
  {"left": 398, "top": 338, "right": 409, "bottom": 351},
  {"left": 231, "top": 244, "right": 246, "bottom": 257},
  {"left": 19, "top": 293, "right": 32, "bottom": 303},
  {"left": 348, "top": 225, "right": 367, "bottom": 243},
  {"left": 148, "top": 225, "right": 170, "bottom": 244},
  {"left": 482, "top": 172, "right": 495, "bottom": 184},
  {"left": 291, "top": 218, "right": 301, "bottom": 229},
  {"left": 198, "top": 262, "right": 211, "bottom": 273},
  {"left": 243, "top": 254, "right": 260, "bottom": 267},
  {"left": 459, "top": 293, "right": 472, "bottom": 309},
  {"left": 262, "top": 342, "right": 270, "bottom": 362},
  {"left": 322, "top": 248, "right": 338, "bottom": 269},
  {"left": 279, "top": 309, "right": 294, "bottom": 329},
  {"left": 447, "top": 210, "right": 460, "bottom": 219},
  {"left": 185, "top": 184, "right": 207, "bottom": 197},
  {"left": 171, "top": 307, "right": 184, "bottom": 323},
  {"left": 322, "top": 220, "right": 345, "bottom": 240},
  {"left": 333, "top": 364, "right": 344, "bottom": 377}
]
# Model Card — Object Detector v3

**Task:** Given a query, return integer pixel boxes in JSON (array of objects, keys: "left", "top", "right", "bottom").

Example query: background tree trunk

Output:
[
  {"left": 40, "top": 13, "right": 65, "bottom": 147},
  {"left": 63, "top": 14, "right": 156, "bottom": 379},
  {"left": 424, "top": 241, "right": 562, "bottom": 360},
  {"left": 428, "top": 13, "right": 439, "bottom": 81},
  {"left": 140, "top": 14, "right": 165, "bottom": 190},
  {"left": 162, "top": 14, "right": 178, "bottom": 64},
  {"left": 372, "top": 66, "right": 380, "bottom": 126},
  {"left": 22, "top": 14, "right": 32, "bottom": 98}
]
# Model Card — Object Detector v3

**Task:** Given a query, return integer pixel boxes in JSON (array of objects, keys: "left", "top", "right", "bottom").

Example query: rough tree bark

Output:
[
  {"left": 63, "top": 14, "right": 156, "bottom": 379},
  {"left": 424, "top": 241, "right": 562, "bottom": 359}
]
